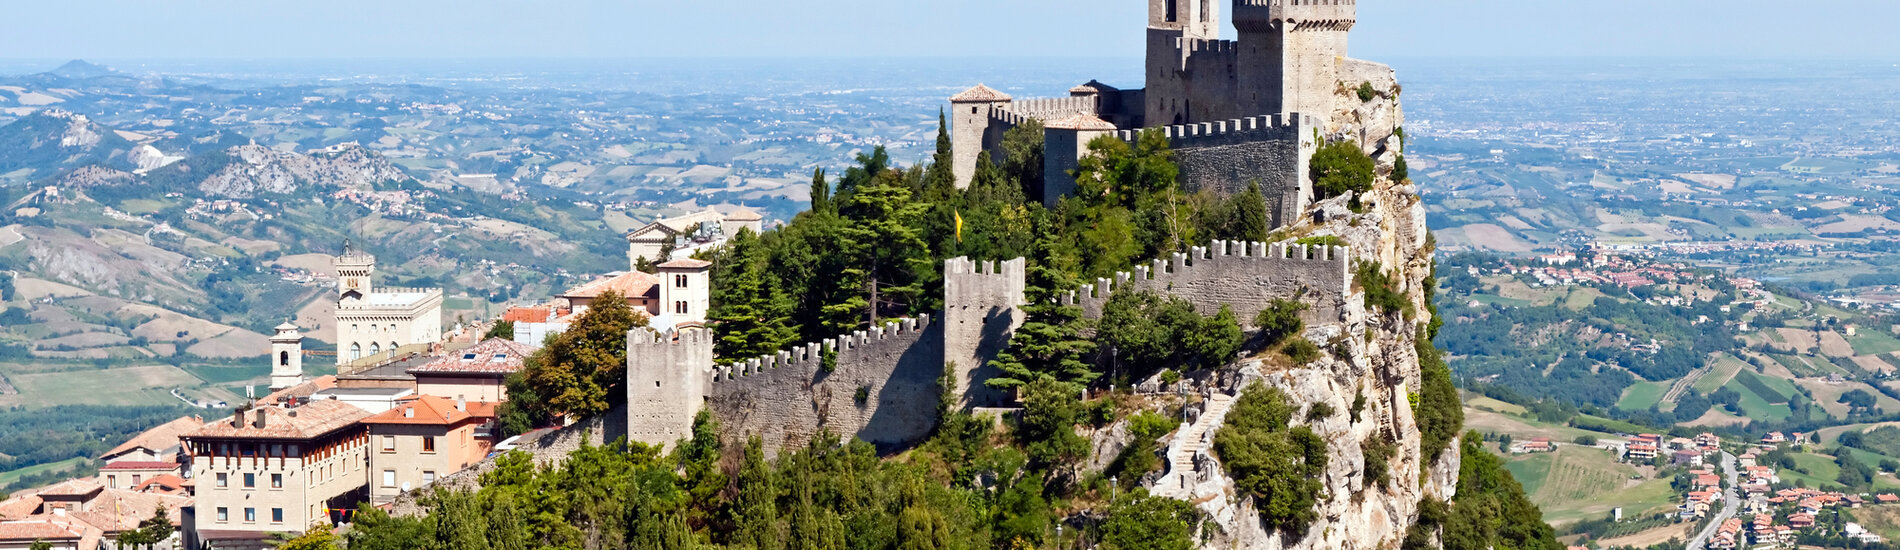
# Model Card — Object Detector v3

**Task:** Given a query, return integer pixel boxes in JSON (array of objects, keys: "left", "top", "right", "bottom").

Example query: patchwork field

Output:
[{"left": 1504, "top": 446, "right": 1674, "bottom": 525}]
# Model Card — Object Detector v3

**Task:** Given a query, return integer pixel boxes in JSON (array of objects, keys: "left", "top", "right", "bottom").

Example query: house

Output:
[
  {"left": 1762, "top": 432, "right": 1787, "bottom": 445},
  {"left": 624, "top": 207, "right": 763, "bottom": 269},
  {"left": 1789, "top": 513, "right": 1815, "bottom": 529},
  {"left": 98, "top": 461, "right": 180, "bottom": 491},
  {"left": 1695, "top": 432, "right": 1721, "bottom": 451},
  {"left": 408, "top": 338, "right": 533, "bottom": 404},
  {"left": 99, "top": 416, "right": 205, "bottom": 463},
  {"left": 559, "top": 271, "right": 660, "bottom": 317},
  {"left": 1671, "top": 449, "right": 1703, "bottom": 466},
  {"left": 363, "top": 396, "right": 497, "bottom": 505},
  {"left": 0, "top": 513, "right": 103, "bottom": 550},
  {"left": 1695, "top": 473, "right": 1722, "bottom": 490},
  {"left": 1879, "top": 493, "right": 1900, "bottom": 504},
  {"left": 0, "top": 479, "right": 188, "bottom": 549},
  {"left": 1667, "top": 437, "right": 1696, "bottom": 450},
  {"left": 181, "top": 401, "right": 373, "bottom": 550}
]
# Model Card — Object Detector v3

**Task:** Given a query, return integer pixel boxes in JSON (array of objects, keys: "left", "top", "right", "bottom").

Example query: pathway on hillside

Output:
[
  {"left": 1661, "top": 364, "right": 1712, "bottom": 404},
  {"left": 1687, "top": 451, "right": 1739, "bottom": 550},
  {"left": 1154, "top": 391, "right": 1236, "bottom": 500}
]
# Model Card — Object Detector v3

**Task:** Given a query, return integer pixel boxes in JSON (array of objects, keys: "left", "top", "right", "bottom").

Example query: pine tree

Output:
[
  {"left": 839, "top": 169, "right": 931, "bottom": 324},
  {"left": 138, "top": 505, "right": 174, "bottom": 546},
  {"left": 711, "top": 228, "right": 799, "bottom": 362},
  {"left": 926, "top": 109, "right": 957, "bottom": 194},
  {"left": 1224, "top": 182, "right": 1271, "bottom": 242},
  {"left": 809, "top": 168, "right": 832, "bottom": 215},
  {"left": 986, "top": 223, "right": 1095, "bottom": 392}
]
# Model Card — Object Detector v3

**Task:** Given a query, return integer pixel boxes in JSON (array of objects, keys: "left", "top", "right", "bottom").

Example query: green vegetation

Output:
[
  {"left": 1356, "top": 82, "right": 1379, "bottom": 102},
  {"left": 481, "top": 321, "right": 514, "bottom": 342},
  {"left": 0, "top": 404, "right": 188, "bottom": 492},
  {"left": 1404, "top": 433, "right": 1562, "bottom": 550},
  {"left": 499, "top": 291, "right": 648, "bottom": 435},
  {"left": 1357, "top": 261, "right": 1411, "bottom": 318},
  {"left": 1616, "top": 381, "right": 1670, "bottom": 412},
  {"left": 1416, "top": 334, "right": 1464, "bottom": 462},
  {"left": 1311, "top": 141, "right": 1376, "bottom": 206},
  {"left": 1214, "top": 382, "right": 1328, "bottom": 535},
  {"left": 1096, "top": 291, "right": 1245, "bottom": 381}
]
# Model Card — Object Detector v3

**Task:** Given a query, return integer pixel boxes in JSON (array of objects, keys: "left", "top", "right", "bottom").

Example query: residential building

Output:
[
  {"left": 408, "top": 338, "right": 533, "bottom": 403},
  {"left": 624, "top": 207, "right": 763, "bottom": 269},
  {"left": 181, "top": 401, "right": 372, "bottom": 550},
  {"left": 100, "top": 416, "right": 205, "bottom": 463},
  {"left": 363, "top": 396, "right": 496, "bottom": 504},
  {"left": 99, "top": 461, "right": 179, "bottom": 491},
  {"left": 0, "top": 513, "right": 103, "bottom": 550}
]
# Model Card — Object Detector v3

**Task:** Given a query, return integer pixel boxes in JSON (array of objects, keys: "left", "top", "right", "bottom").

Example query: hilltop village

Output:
[{"left": 2, "top": 0, "right": 1467, "bottom": 549}]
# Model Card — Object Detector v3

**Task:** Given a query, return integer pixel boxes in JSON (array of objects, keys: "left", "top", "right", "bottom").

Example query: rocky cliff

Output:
[
  {"left": 1144, "top": 64, "right": 1448, "bottom": 550},
  {"left": 196, "top": 143, "right": 410, "bottom": 198}
]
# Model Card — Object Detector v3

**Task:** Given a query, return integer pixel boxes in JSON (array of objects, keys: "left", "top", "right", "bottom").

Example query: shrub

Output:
[
  {"left": 1215, "top": 383, "right": 1328, "bottom": 535},
  {"left": 1350, "top": 388, "right": 1367, "bottom": 423},
  {"left": 1306, "top": 402, "right": 1336, "bottom": 422},
  {"left": 1393, "top": 154, "right": 1409, "bottom": 182},
  {"left": 1312, "top": 141, "right": 1376, "bottom": 204},
  {"left": 1356, "top": 82, "right": 1378, "bottom": 102},
  {"left": 1255, "top": 298, "right": 1308, "bottom": 347},
  {"left": 1363, "top": 434, "right": 1397, "bottom": 486},
  {"left": 1355, "top": 262, "right": 1410, "bottom": 318},
  {"left": 1415, "top": 335, "right": 1464, "bottom": 463},
  {"left": 1283, "top": 337, "right": 1321, "bottom": 365}
]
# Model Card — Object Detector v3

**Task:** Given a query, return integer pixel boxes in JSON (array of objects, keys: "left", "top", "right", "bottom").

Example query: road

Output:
[{"left": 1687, "top": 451, "right": 1739, "bottom": 550}]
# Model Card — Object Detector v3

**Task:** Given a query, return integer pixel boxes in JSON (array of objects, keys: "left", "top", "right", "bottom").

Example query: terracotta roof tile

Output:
[
  {"left": 35, "top": 479, "right": 101, "bottom": 497},
  {"left": 1045, "top": 113, "right": 1118, "bottom": 131},
  {"left": 562, "top": 271, "right": 658, "bottom": 300},
  {"left": 184, "top": 400, "right": 369, "bottom": 440},
  {"left": 0, "top": 515, "right": 99, "bottom": 544},
  {"left": 0, "top": 496, "right": 40, "bottom": 521},
  {"left": 950, "top": 84, "right": 1012, "bottom": 103},
  {"left": 657, "top": 258, "right": 712, "bottom": 269},
  {"left": 100, "top": 461, "right": 178, "bottom": 471},
  {"left": 725, "top": 208, "right": 763, "bottom": 221},
  {"left": 501, "top": 306, "right": 557, "bottom": 323},
  {"left": 362, "top": 395, "right": 481, "bottom": 427},
  {"left": 260, "top": 375, "right": 339, "bottom": 406},
  {"left": 101, "top": 416, "right": 203, "bottom": 460},
  {"left": 409, "top": 338, "right": 533, "bottom": 376}
]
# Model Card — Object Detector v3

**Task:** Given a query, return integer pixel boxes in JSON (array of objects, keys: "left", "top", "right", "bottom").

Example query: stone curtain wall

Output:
[
  {"left": 706, "top": 317, "right": 945, "bottom": 456},
  {"left": 1061, "top": 241, "right": 1351, "bottom": 327},
  {"left": 943, "top": 258, "right": 1028, "bottom": 408},
  {"left": 1117, "top": 113, "right": 1316, "bottom": 229}
]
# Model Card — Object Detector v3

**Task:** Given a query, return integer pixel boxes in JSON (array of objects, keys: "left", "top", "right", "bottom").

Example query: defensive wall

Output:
[
  {"left": 1112, "top": 113, "right": 1317, "bottom": 228},
  {"left": 1061, "top": 240, "right": 1350, "bottom": 327}
]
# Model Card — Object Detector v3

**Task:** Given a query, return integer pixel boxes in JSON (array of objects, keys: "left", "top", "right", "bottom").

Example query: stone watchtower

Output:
[
  {"left": 949, "top": 84, "right": 1012, "bottom": 191},
  {"left": 626, "top": 327, "right": 714, "bottom": 451},
  {"left": 1233, "top": 0, "right": 1356, "bottom": 121},
  {"left": 335, "top": 245, "right": 375, "bottom": 303},
  {"left": 269, "top": 322, "right": 305, "bottom": 391},
  {"left": 942, "top": 257, "right": 1027, "bottom": 408}
]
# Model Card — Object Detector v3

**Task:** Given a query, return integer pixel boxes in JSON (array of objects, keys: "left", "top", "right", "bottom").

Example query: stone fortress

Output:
[
  {"left": 951, "top": 0, "right": 1397, "bottom": 228},
  {"left": 625, "top": 0, "right": 1405, "bottom": 456}
]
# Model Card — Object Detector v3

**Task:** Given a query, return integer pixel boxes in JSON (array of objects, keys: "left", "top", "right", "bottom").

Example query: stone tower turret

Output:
[
  {"left": 1234, "top": 0, "right": 1356, "bottom": 120},
  {"left": 942, "top": 257, "right": 1027, "bottom": 409},
  {"left": 626, "top": 327, "right": 713, "bottom": 451},
  {"left": 269, "top": 322, "right": 305, "bottom": 392},
  {"left": 949, "top": 84, "right": 1012, "bottom": 190},
  {"left": 334, "top": 244, "right": 375, "bottom": 303}
]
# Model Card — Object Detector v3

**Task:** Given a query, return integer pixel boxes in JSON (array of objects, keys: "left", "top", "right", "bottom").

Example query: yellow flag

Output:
[{"left": 954, "top": 210, "right": 964, "bottom": 243}]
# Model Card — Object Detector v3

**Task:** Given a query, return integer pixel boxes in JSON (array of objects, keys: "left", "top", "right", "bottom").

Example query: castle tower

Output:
[
  {"left": 1145, "top": 0, "right": 1223, "bottom": 126},
  {"left": 942, "top": 257, "right": 1027, "bottom": 409},
  {"left": 334, "top": 244, "right": 376, "bottom": 303},
  {"left": 626, "top": 327, "right": 713, "bottom": 451},
  {"left": 949, "top": 84, "right": 1012, "bottom": 189},
  {"left": 269, "top": 322, "right": 305, "bottom": 392},
  {"left": 656, "top": 258, "right": 712, "bottom": 327},
  {"left": 1041, "top": 114, "right": 1120, "bottom": 208},
  {"left": 1233, "top": 0, "right": 1356, "bottom": 120}
]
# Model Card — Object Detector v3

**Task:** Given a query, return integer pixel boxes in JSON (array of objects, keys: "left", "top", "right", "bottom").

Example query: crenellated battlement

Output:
[
  {"left": 999, "top": 96, "right": 1099, "bottom": 121},
  {"left": 1060, "top": 240, "right": 1351, "bottom": 325},
  {"left": 1112, "top": 112, "right": 1313, "bottom": 146},
  {"left": 710, "top": 316, "right": 933, "bottom": 383}
]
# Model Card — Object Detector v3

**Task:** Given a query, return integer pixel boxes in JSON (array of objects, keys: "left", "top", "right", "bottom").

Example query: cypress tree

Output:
[{"left": 985, "top": 220, "right": 1095, "bottom": 392}]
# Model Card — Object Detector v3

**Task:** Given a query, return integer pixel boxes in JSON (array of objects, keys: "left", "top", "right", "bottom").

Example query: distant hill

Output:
[
  {"left": 44, "top": 60, "right": 117, "bottom": 80},
  {"left": 0, "top": 110, "right": 141, "bottom": 179}
]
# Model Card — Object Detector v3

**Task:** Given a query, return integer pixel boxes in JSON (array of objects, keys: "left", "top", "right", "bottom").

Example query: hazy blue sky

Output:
[{"left": 1, "top": 0, "right": 1895, "bottom": 60}]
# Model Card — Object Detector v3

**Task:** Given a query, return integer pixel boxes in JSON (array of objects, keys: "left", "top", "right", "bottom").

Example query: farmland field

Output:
[
  {"left": 1617, "top": 381, "right": 1670, "bottom": 412},
  {"left": 0, "top": 457, "right": 89, "bottom": 487},
  {"left": 1505, "top": 446, "right": 1674, "bottom": 525}
]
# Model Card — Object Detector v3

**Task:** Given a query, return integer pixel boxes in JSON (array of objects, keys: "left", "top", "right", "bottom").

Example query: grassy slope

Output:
[
  {"left": 0, "top": 457, "right": 88, "bottom": 486},
  {"left": 1617, "top": 381, "right": 1670, "bottom": 412},
  {"left": 1504, "top": 445, "right": 1675, "bottom": 525}
]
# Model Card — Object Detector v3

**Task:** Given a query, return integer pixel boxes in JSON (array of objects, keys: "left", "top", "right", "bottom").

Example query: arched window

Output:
[
  {"left": 349, "top": 343, "right": 361, "bottom": 361},
  {"left": 390, "top": 342, "right": 399, "bottom": 353},
  {"left": 368, "top": 343, "right": 380, "bottom": 355},
  {"left": 350, "top": 324, "right": 358, "bottom": 334},
  {"left": 279, "top": 351, "right": 290, "bottom": 366}
]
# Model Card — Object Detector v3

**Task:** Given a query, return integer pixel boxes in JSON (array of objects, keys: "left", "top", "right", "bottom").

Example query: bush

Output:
[
  {"left": 1574, "top": 435, "right": 1598, "bottom": 446},
  {"left": 1356, "top": 262, "right": 1410, "bottom": 318},
  {"left": 1415, "top": 334, "right": 1463, "bottom": 463},
  {"left": 1214, "top": 383, "right": 1328, "bottom": 535},
  {"left": 1254, "top": 299, "right": 1308, "bottom": 347},
  {"left": 1312, "top": 141, "right": 1376, "bottom": 204},
  {"left": 1393, "top": 154, "right": 1409, "bottom": 182},
  {"left": 1283, "top": 338, "right": 1321, "bottom": 365},
  {"left": 1356, "top": 82, "right": 1378, "bottom": 102},
  {"left": 1363, "top": 435, "right": 1396, "bottom": 486}
]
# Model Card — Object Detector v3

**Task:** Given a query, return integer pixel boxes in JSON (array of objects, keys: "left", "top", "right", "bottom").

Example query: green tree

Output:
[
  {"left": 711, "top": 227, "right": 799, "bottom": 362},
  {"left": 509, "top": 289, "right": 648, "bottom": 423},
  {"left": 1255, "top": 298, "right": 1308, "bottom": 347},
  {"left": 897, "top": 506, "right": 953, "bottom": 550},
  {"left": 1101, "top": 490, "right": 1199, "bottom": 550},
  {"left": 1017, "top": 377, "right": 1090, "bottom": 469},
  {"left": 1311, "top": 141, "right": 1376, "bottom": 205},
  {"left": 986, "top": 225, "right": 1095, "bottom": 391},
  {"left": 839, "top": 168, "right": 932, "bottom": 323},
  {"left": 770, "top": 205, "right": 867, "bottom": 342},
  {"left": 1213, "top": 182, "right": 1271, "bottom": 242},
  {"left": 277, "top": 524, "right": 343, "bottom": 550},
  {"left": 1184, "top": 305, "right": 1244, "bottom": 368},
  {"left": 1415, "top": 333, "right": 1464, "bottom": 462},
  {"left": 138, "top": 505, "right": 174, "bottom": 547},
  {"left": 926, "top": 109, "right": 957, "bottom": 196},
  {"left": 999, "top": 120, "right": 1046, "bottom": 203},
  {"left": 344, "top": 505, "right": 430, "bottom": 550},
  {"left": 1215, "top": 382, "right": 1328, "bottom": 535},
  {"left": 482, "top": 320, "right": 515, "bottom": 341},
  {"left": 733, "top": 438, "right": 784, "bottom": 550},
  {"left": 809, "top": 168, "right": 833, "bottom": 215},
  {"left": 28, "top": 540, "right": 51, "bottom": 550}
]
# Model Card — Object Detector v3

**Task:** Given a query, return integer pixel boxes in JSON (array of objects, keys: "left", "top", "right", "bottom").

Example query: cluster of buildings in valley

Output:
[
  {"left": 1677, "top": 431, "right": 1898, "bottom": 548},
  {"left": 1472, "top": 252, "right": 1774, "bottom": 313}
]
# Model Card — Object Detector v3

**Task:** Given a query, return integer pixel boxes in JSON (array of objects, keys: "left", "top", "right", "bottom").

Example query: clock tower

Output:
[{"left": 335, "top": 242, "right": 375, "bottom": 303}]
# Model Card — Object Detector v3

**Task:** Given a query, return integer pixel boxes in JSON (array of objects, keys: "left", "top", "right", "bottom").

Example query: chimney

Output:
[
  {"left": 403, "top": 407, "right": 414, "bottom": 419},
  {"left": 456, "top": 396, "right": 466, "bottom": 412},
  {"left": 254, "top": 408, "right": 267, "bottom": 429},
  {"left": 232, "top": 409, "right": 244, "bottom": 429}
]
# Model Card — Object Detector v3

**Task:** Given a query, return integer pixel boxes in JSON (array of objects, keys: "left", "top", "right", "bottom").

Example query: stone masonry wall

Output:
[
  {"left": 943, "top": 258, "right": 1027, "bottom": 409},
  {"left": 1061, "top": 241, "right": 1350, "bottom": 327},
  {"left": 706, "top": 317, "right": 944, "bottom": 456},
  {"left": 1114, "top": 113, "right": 1316, "bottom": 229}
]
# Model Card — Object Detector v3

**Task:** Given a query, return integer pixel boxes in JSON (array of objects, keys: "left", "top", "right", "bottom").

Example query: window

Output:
[
  {"left": 271, "top": 508, "right": 284, "bottom": 524},
  {"left": 272, "top": 444, "right": 283, "bottom": 457},
  {"left": 271, "top": 473, "right": 283, "bottom": 489},
  {"left": 350, "top": 343, "right": 361, "bottom": 361},
  {"left": 675, "top": 301, "right": 687, "bottom": 315},
  {"left": 369, "top": 343, "right": 380, "bottom": 355},
  {"left": 382, "top": 470, "right": 396, "bottom": 488},
  {"left": 422, "top": 436, "right": 436, "bottom": 453},
  {"left": 216, "top": 473, "right": 228, "bottom": 488},
  {"left": 132, "top": 475, "right": 142, "bottom": 485},
  {"left": 382, "top": 435, "right": 396, "bottom": 452},
  {"left": 674, "top": 274, "right": 687, "bottom": 288},
  {"left": 280, "top": 351, "right": 290, "bottom": 366},
  {"left": 244, "top": 508, "right": 255, "bottom": 522},
  {"left": 216, "top": 507, "right": 228, "bottom": 522},
  {"left": 423, "top": 471, "right": 436, "bottom": 485},
  {"left": 243, "top": 473, "right": 255, "bottom": 488}
]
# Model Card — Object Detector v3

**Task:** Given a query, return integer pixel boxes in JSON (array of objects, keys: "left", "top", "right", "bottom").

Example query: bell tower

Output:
[
  {"left": 269, "top": 322, "right": 305, "bottom": 391},
  {"left": 334, "top": 242, "right": 375, "bottom": 303}
]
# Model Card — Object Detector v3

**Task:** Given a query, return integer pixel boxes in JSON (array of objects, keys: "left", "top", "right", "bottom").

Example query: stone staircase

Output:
[{"left": 1154, "top": 392, "right": 1236, "bottom": 499}]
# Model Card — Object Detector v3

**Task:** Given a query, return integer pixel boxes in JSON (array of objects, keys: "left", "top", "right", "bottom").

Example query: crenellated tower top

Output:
[{"left": 1233, "top": 0, "right": 1356, "bottom": 32}]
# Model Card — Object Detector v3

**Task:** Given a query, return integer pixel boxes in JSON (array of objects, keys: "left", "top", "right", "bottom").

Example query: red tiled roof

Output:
[
  {"left": 501, "top": 306, "right": 557, "bottom": 324},
  {"left": 1045, "top": 113, "right": 1118, "bottom": 131},
  {"left": 101, "top": 416, "right": 203, "bottom": 460},
  {"left": 0, "top": 515, "right": 99, "bottom": 545},
  {"left": 133, "top": 474, "right": 187, "bottom": 494},
  {"left": 725, "top": 208, "right": 763, "bottom": 221},
  {"left": 100, "top": 461, "right": 178, "bottom": 471},
  {"left": 259, "top": 375, "right": 339, "bottom": 406},
  {"left": 362, "top": 395, "right": 480, "bottom": 427},
  {"left": 184, "top": 400, "right": 369, "bottom": 440},
  {"left": 35, "top": 479, "right": 101, "bottom": 498},
  {"left": 562, "top": 271, "right": 658, "bottom": 300},
  {"left": 950, "top": 84, "right": 1012, "bottom": 103},
  {"left": 657, "top": 258, "right": 712, "bottom": 270},
  {"left": 408, "top": 338, "right": 533, "bottom": 376}
]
